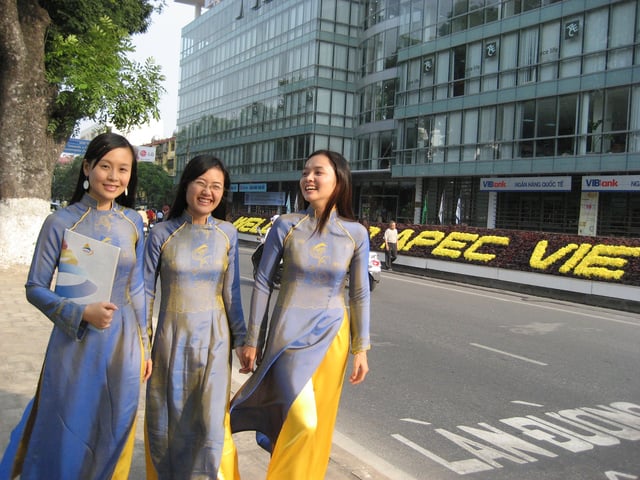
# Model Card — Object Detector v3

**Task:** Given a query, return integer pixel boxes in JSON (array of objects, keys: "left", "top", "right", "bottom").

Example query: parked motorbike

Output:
[
  {"left": 367, "top": 251, "right": 382, "bottom": 291},
  {"left": 252, "top": 228, "right": 382, "bottom": 292}
]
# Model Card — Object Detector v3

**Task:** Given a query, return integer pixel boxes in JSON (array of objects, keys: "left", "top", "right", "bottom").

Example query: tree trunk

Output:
[{"left": 0, "top": 0, "right": 65, "bottom": 266}]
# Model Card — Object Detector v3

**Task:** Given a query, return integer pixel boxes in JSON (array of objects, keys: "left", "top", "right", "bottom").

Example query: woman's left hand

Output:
[
  {"left": 142, "top": 359, "right": 153, "bottom": 382},
  {"left": 237, "top": 346, "right": 255, "bottom": 374},
  {"left": 349, "top": 351, "right": 369, "bottom": 384}
]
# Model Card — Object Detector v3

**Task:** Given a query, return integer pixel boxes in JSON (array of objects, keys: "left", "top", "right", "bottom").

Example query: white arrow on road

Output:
[{"left": 605, "top": 471, "right": 638, "bottom": 480}]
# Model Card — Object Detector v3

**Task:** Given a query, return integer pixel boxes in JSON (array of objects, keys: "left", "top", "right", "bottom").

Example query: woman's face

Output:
[
  {"left": 300, "top": 153, "right": 337, "bottom": 212},
  {"left": 185, "top": 166, "right": 225, "bottom": 224},
  {"left": 84, "top": 147, "right": 133, "bottom": 210}
]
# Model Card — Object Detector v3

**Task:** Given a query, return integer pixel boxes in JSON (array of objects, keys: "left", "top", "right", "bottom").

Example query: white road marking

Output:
[
  {"left": 510, "top": 401, "right": 545, "bottom": 407},
  {"left": 401, "top": 418, "right": 432, "bottom": 425},
  {"left": 333, "top": 430, "right": 418, "bottom": 480},
  {"left": 388, "top": 275, "right": 640, "bottom": 327},
  {"left": 605, "top": 471, "right": 638, "bottom": 480},
  {"left": 470, "top": 343, "right": 548, "bottom": 366},
  {"left": 392, "top": 433, "right": 493, "bottom": 475}
]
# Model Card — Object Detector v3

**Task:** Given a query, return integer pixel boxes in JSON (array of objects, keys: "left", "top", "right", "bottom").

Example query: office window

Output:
[
  {"left": 447, "top": 112, "right": 462, "bottom": 162},
  {"left": 466, "top": 42, "right": 481, "bottom": 94},
  {"left": 539, "top": 21, "right": 560, "bottom": 81},
  {"left": 468, "top": 0, "right": 484, "bottom": 28},
  {"left": 452, "top": 0, "right": 469, "bottom": 33},
  {"left": 557, "top": 94, "right": 577, "bottom": 155},
  {"left": 436, "top": 51, "right": 450, "bottom": 99},
  {"left": 482, "top": 38, "right": 499, "bottom": 91},
  {"left": 608, "top": 1, "right": 635, "bottom": 69},
  {"left": 478, "top": 107, "right": 497, "bottom": 160},
  {"left": 583, "top": 8, "right": 609, "bottom": 73},
  {"left": 334, "top": 44, "right": 348, "bottom": 81},
  {"left": 500, "top": 32, "right": 518, "bottom": 88},
  {"left": 331, "top": 91, "right": 346, "bottom": 126},
  {"left": 420, "top": 55, "right": 435, "bottom": 102},
  {"left": 586, "top": 87, "right": 629, "bottom": 153},
  {"left": 433, "top": 114, "right": 447, "bottom": 163},
  {"left": 423, "top": 1, "right": 437, "bottom": 41},
  {"left": 452, "top": 45, "right": 466, "bottom": 97},
  {"left": 438, "top": 0, "right": 453, "bottom": 36},
  {"left": 519, "top": 100, "right": 535, "bottom": 157},
  {"left": 498, "top": 104, "right": 515, "bottom": 159},
  {"left": 319, "top": 42, "right": 333, "bottom": 67},
  {"left": 630, "top": 86, "right": 640, "bottom": 152},
  {"left": 536, "top": 97, "right": 556, "bottom": 156},
  {"left": 463, "top": 109, "right": 479, "bottom": 161},
  {"left": 321, "top": 0, "right": 336, "bottom": 21},
  {"left": 519, "top": 27, "right": 539, "bottom": 84}
]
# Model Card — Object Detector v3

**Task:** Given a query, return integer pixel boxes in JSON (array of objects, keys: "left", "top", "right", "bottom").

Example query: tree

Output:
[
  {"left": 137, "top": 162, "right": 175, "bottom": 210},
  {"left": 51, "top": 156, "right": 83, "bottom": 204},
  {"left": 0, "top": 0, "right": 165, "bottom": 265}
]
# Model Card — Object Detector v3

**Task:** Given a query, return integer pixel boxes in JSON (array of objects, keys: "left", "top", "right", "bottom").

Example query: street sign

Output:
[{"left": 63, "top": 138, "right": 91, "bottom": 155}]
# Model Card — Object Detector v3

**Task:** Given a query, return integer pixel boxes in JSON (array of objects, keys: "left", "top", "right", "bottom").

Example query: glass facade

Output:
[
  {"left": 176, "top": 0, "right": 640, "bottom": 237},
  {"left": 176, "top": 0, "right": 360, "bottom": 183}
]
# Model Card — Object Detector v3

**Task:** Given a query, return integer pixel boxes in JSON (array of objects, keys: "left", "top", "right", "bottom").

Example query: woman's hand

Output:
[
  {"left": 82, "top": 302, "right": 118, "bottom": 329},
  {"left": 142, "top": 359, "right": 153, "bottom": 382},
  {"left": 238, "top": 345, "right": 257, "bottom": 374},
  {"left": 349, "top": 351, "right": 369, "bottom": 385}
]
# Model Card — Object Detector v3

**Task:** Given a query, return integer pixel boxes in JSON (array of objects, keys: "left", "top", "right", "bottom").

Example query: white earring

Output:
[
  {"left": 83, "top": 178, "right": 89, "bottom": 190},
  {"left": 124, "top": 187, "right": 128, "bottom": 196}
]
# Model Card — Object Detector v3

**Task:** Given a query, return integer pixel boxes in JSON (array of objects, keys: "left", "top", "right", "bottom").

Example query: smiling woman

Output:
[
  {"left": 0, "top": 132, "right": 151, "bottom": 479},
  {"left": 143, "top": 154, "right": 247, "bottom": 479},
  {"left": 231, "top": 150, "right": 371, "bottom": 480}
]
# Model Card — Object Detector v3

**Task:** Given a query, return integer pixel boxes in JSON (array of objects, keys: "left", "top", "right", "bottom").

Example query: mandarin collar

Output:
[
  {"left": 180, "top": 211, "right": 214, "bottom": 226},
  {"left": 81, "top": 193, "right": 116, "bottom": 211},
  {"left": 305, "top": 206, "right": 337, "bottom": 219}
]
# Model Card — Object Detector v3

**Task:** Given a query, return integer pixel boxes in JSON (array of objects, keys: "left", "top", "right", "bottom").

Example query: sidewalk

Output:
[{"left": 0, "top": 265, "right": 390, "bottom": 479}]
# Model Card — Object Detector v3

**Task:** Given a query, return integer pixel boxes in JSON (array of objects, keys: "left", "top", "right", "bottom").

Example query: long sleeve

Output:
[
  {"left": 128, "top": 211, "right": 151, "bottom": 361},
  {"left": 25, "top": 214, "right": 88, "bottom": 340},
  {"left": 144, "top": 225, "right": 163, "bottom": 350},
  {"left": 221, "top": 225, "right": 246, "bottom": 348},
  {"left": 245, "top": 217, "right": 285, "bottom": 347},
  {"left": 348, "top": 224, "right": 371, "bottom": 353}
]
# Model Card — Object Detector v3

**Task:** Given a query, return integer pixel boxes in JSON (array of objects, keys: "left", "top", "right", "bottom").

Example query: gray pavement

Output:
[{"left": 0, "top": 265, "right": 389, "bottom": 479}]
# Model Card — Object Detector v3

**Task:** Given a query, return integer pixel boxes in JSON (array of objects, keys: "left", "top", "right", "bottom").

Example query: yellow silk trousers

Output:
[{"left": 266, "top": 314, "right": 350, "bottom": 480}]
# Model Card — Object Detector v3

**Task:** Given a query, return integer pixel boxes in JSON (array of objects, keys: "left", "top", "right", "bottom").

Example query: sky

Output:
[{"left": 119, "top": 2, "right": 197, "bottom": 145}]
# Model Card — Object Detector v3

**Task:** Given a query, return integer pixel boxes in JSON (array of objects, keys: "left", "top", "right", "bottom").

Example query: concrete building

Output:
[
  {"left": 174, "top": 0, "right": 640, "bottom": 237},
  {"left": 143, "top": 136, "right": 178, "bottom": 178}
]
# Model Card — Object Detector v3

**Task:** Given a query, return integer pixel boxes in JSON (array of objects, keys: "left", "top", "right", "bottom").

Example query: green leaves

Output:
[
  {"left": 136, "top": 161, "right": 174, "bottom": 208},
  {"left": 44, "top": 6, "right": 165, "bottom": 137}
]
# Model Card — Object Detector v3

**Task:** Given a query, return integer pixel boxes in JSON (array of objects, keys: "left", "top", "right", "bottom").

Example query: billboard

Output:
[
  {"left": 136, "top": 146, "right": 156, "bottom": 162},
  {"left": 480, "top": 176, "right": 572, "bottom": 192}
]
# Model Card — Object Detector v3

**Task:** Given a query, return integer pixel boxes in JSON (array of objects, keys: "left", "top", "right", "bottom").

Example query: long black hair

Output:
[
  {"left": 69, "top": 132, "right": 138, "bottom": 208},
  {"left": 306, "top": 149, "right": 355, "bottom": 233},
  {"left": 168, "top": 155, "right": 230, "bottom": 221}
]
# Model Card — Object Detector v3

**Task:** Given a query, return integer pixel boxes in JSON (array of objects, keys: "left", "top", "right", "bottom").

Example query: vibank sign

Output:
[
  {"left": 480, "top": 176, "right": 571, "bottom": 192},
  {"left": 582, "top": 175, "right": 640, "bottom": 192}
]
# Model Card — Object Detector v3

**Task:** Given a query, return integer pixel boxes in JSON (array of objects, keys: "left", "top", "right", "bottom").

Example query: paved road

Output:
[{"left": 332, "top": 266, "right": 640, "bottom": 480}]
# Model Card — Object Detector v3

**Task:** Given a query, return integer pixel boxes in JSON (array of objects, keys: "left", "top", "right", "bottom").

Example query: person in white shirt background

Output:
[{"left": 383, "top": 220, "right": 398, "bottom": 270}]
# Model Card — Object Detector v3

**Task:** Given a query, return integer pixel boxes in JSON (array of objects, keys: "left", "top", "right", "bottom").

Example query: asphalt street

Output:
[{"left": 329, "top": 263, "right": 640, "bottom": 480}]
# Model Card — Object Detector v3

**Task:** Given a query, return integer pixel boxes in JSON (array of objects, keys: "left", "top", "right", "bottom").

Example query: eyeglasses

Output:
[{"left": 192, "top": 179, "right": 224, "bottom": 193}]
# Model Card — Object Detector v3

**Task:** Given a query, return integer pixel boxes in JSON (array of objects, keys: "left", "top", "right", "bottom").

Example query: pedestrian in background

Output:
[
  {"left": 144, "top": 155, "right": 247, "bottom": 479},
  {"left": 0, "top": 132, "right": 152, "bottom": 480},
  {"left": 231, "top": 149, "right": 371, "bottom": 479},
  {"left": 383, "top": 220, "right": 398, "bottom": 270}
]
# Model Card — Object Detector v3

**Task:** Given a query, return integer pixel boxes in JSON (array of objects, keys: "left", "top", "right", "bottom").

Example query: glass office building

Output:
[{"left": 176, "top": 0, "right": 640, "bottom": 237}]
